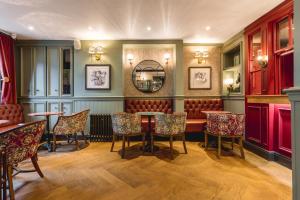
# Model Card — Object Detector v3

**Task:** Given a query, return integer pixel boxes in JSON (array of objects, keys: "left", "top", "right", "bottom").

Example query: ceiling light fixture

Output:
[
  {"left": 88, "top": 26, "right": 93, "bottom": 31},
  {"left": 28, "top": 25, "right": 34, "bottom": 31},
  {"left": 205, "top": 26, "right": 211, "bottom": 31},
  {"left": 146, "top": 26, "right": 151, "bottom": 31}
]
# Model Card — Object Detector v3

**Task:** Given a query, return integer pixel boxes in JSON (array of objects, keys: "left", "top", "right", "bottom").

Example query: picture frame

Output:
[
  {"left": 188, "top": 67, "right": 212, "bottom": 90},
  {"left": 85, "top": 64, "right": 111, "bottom": 90}
]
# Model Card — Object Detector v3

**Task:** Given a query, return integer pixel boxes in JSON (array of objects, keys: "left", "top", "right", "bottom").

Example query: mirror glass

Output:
[
  {"left": 278, "top": 17, "right": 289, "bottom": 49},
  {"left": 132, "top": 60, "right": 166, "bottom": 93},
  {"left": 62, "top": 48, "right": 72, "bottom": 95}
]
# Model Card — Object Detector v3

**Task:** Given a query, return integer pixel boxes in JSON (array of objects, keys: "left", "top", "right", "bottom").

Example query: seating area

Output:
[{"left": 0, "top": 0, "right": 298, "bottom": 199}]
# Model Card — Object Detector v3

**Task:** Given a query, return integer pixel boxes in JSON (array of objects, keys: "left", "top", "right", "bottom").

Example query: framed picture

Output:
[
  {"left": 188, "top": 67, "right": 212, "bottom": 89},
  {"left": 85, "top": 64, "right": 111, "bottom": 90}
]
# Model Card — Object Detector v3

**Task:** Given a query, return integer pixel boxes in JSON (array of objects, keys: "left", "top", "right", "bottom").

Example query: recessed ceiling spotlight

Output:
[
  {"left": 205, "top": 26, "right": 211, "bottom": 31},
  {"left": 88, "top": 26, "right": 93, "bottom": 31},
  {"left": 28, "top": 25, "right": 34, "bottom": 31},
  {"left": 146, "top": 26, "right": 151, "bottom": 31}
]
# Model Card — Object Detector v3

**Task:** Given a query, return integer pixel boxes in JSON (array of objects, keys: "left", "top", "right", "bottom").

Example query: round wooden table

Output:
[
  {"left": 137, "top": 112, "right": 164, "bottom": 152},
  {"left": 28, "top": 112, "right": 63, "bottom": 152}
]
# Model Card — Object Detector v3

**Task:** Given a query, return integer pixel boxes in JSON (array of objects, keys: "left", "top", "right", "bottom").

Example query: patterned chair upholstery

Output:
[
  {"left": 111, "top": 112, "right": 145, "bottom": 158},
  {"left": 0, "top": 104, "right": 24, "bottom": 131},
  {"left": 184, "top": 99, "right": 223, "bottom": 133},
  {"left": 205, "top": 113, "right": 245, "bottom": 159},
  {"left": 153, "top": 112, "right": 187, "bottom": 159},
  {"left": 124, "top": 99, "right": 173, "bottom": 133},
  {"left": 53, "top": 109, "right": 90, "bottom": 151},
  {"left": 0, "top": 120, "right": 46, "bottom": 199}
]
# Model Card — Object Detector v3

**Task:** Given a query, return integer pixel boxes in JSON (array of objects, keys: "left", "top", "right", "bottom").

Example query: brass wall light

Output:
[
  {"left": 127, "top": 53, "right": 134, "bottom": 65},
  {"left": 194, "top": 48, "right": 209, "bottom": 64},
  {"left": 164, "top": 53, "right": 171, "bottom": 65},
  {"left": 257, "top": 50, "right": 268, "bottom": 68},
  {"left": 89, "top": 45, "right": 104, "bottom": 61}
]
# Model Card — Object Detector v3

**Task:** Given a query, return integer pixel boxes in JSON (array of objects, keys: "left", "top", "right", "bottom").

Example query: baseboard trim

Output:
[{"left": 244, "top": 141, "right": 291, "bottom": 169}]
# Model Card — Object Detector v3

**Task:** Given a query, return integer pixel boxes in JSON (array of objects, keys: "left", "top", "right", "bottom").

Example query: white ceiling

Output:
[{"left": 0, "top": 0, "right": 284, "bottom": 43}]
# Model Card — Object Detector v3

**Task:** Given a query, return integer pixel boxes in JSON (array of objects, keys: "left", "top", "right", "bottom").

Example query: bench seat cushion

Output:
[{"left": 185, "top": 119, "right": 207, "bottom": 133}]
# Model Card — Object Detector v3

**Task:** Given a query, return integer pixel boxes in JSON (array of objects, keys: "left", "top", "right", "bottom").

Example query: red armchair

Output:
[
  {"left": 205, "top": 113, "right": 245, "bottom": 159},
  {"left": 0, "top": 120, "right": 46, "bottom": 199}
]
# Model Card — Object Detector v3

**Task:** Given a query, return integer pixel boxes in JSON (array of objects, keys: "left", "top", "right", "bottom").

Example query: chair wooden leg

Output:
[
  {"left": 142, "top": 134, "right": 146, "bottom": 152},
  {"left": 110, "top": 134, "right": 115, "bottom": 152},
  {"left": 239, "top": 137, "right": 245, "bottom": 159},
  {"left": 31, "top": 154, "right": 44, "bottom": 178},
  {"left": 7, "top": 166, "right": 14, "bottom": 200},
  {"left": 217, "top": 136, "right": 221, "bottom": 159},
  {"left": 169, "top": 135, "right": 174, "bottom": 160},
  {"left": 182, "top": 133, "right": 187, "bottom": 154},
  {"left": 121, "top": 135, "right": 126, "bottom": 159},
  {"left": 150, "top": 134, "right": 154, "bottom": 153},
  {"left": 82, "top": 131, "right": 89, "bottom": 144},
  {"left": 74, "top": 133, "right": 80, "bottom": 150},
  {"left": 204, "top": 132, "right": 208, "bottom": 150},
  {"left": 53, "top": 133, "right": 56, "bottom": 152},
  {"left": 67, "top": 135, "right": 71, "bottom": 144},
  {"left": 231, "top": 138, "right": 235, "bottom": 150},
  {"left": 127, "top": 137, "right": 130, "bottom": 147}
]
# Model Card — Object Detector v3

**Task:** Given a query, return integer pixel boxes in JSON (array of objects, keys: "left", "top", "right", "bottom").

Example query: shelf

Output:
[
  {"left": 223, "top": 65, "right": 241, "bottom": 71},
  {"left": 247, "top": 95, "right": 290, "bottom": 104}
]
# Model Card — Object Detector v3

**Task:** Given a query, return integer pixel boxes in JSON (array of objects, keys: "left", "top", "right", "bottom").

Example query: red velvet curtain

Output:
[{"left": 0, "top": 33, "right": 16, "bottom": 104}]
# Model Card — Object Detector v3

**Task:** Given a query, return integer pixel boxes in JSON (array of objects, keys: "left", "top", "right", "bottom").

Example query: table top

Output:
[
  {"left": 137, "top": 112, "right": 164, "bottom": 116},
  {"left": 201, "top": 111, "right": 232, "bottom": 115},
  {"left": 28, "top": 112, "right": 63, "bottom": 117}
]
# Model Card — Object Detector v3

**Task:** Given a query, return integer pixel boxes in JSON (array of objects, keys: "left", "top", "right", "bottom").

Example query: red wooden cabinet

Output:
[
  {"left": 274, "top": 105, "right": 292, "bottom": 157},
  {"left": 246, "top": 103, "right": 273, "bottom": 151}
]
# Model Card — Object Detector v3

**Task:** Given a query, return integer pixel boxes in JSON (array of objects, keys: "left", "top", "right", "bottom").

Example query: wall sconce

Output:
[
  {"left": 89, "top": 45, "right": 104, "bottom": 61},
  {"left": 257, "top": 50, "right": 268, "bottom": 68},
  {"left": 164, "top": 53, "right": 171, "bottom": 65},
  {"left": 224, "top": 78, "right": 234, "bottom": 95},
  {"left": 127, "top": 53, "right": 134, "bottom": 65},
  {"left": 194, "top": 48, "right": 209, "bottom": 64}
]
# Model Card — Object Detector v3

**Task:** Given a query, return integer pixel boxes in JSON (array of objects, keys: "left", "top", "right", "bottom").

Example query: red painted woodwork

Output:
[
  {"left": 244, "top": 0, "right": 294, "bottom": 95},
  {"left": 274, "top": 105, "right": 292, "bottom": 157},
  {"left": 244, "top": 0, "right": 293, "bottom": 161},
  {"left": 246, "top": 103, "right": 274, "bottom": 151}
]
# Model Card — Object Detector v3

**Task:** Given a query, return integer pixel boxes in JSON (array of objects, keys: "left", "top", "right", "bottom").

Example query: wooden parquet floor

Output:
[{"left": 13, "top": 141, "right": 291, "bottom": 200}]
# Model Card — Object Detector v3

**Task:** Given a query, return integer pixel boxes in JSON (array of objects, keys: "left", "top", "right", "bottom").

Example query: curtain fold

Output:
[{"left": 0, "top": 33, "right": 16, "bottom": 104}]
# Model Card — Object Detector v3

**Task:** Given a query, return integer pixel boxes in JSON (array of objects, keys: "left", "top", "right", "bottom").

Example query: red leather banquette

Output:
[
  {"left": 0, "top": 104, "right": 24, "bottom": 132},
  {"left": 184, "top": 99, "right": 223, "bottom": 133},
  {"left": 124, "top": 99, "right": 173, "bottom": 132}
]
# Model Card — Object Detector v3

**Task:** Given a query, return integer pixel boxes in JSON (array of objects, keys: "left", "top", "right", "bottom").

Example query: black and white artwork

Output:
[
  {"left": 85, "top": 65, "right": 111, "bottom": 90},
  {"left": 188, "top": 67, "right": 211, "bottom": 89}
]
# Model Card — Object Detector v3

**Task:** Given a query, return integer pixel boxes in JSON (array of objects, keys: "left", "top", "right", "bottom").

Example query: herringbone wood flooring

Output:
[{"left": 13, "top": 141, "right": 291, "bottom": 200}]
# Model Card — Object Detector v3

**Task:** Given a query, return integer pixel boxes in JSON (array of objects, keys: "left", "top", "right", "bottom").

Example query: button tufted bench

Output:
[
  {"left": 124, "top": 99, "right": 173, "bottom": 132},
  {"left": 184, "top": 99, "right": 223, "bottom": 133},
  {"left": 0, "top": 104, "right": 24, "bottom": 132}
]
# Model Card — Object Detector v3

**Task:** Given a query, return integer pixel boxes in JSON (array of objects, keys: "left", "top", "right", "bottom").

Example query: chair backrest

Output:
[
  {"left": 0, "top": 104, "right": 24, "bottom": 125},
  {"left": 206, "top": 113, "right": 245, "bottom": 136},
  {"left": 111, "top": 112, "right": 141, "bottom": 135},
  {"left": 154, "top": 112, "right": 187, "bottom": 135},
  {"left": 0, "top": 120, "right": 46, "bottom": 165},
  {"left": 53, "top": 109, "right": 90, "bottom": 134}
]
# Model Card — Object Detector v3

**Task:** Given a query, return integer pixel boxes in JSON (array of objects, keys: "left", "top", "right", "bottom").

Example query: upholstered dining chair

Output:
[
  {"left": 53, "top": 109, "right": 90, "bottom": 151},
  {"left": 0, "top": 120, "right": 46, "bottom": 200},
  {"left": 111, "top": 112, "right": 145, "bottom": 158},
  {"left": 205, "top": 113, "right": 245, "bottom": 159},
  {"left": 153, "top": 112, "right": 187, "bottom": 159}
]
